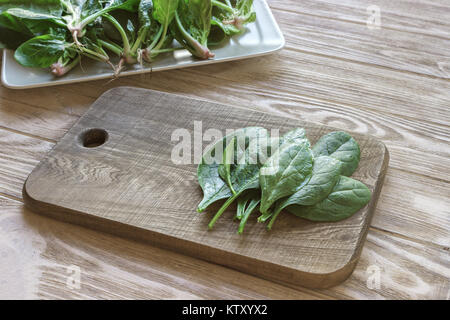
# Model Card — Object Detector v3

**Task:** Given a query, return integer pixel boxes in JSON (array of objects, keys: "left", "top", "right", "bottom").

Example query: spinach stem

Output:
[
  {"left": 146, "top": 25, "right": 164, "bottom": 51},
  {"left": 238, "top": 200, "right": 259, "bottom": 234},
  {"left": 212, "top": 0, "right": 234, "bottom": 13},
  {"left": 174, "top": 11, "right": 198, "bottom": 50},
  {"left": 98, "top": 39, "right": 123, "bottom": 56},
  {"left": 79, "top": 6, "right": 120, "bottom": 30},
  {"left": 102, "top": 13, "right": 131, "bottom": 55},
  {"left": 153, "top": 24, "right": 169, "bottom": 53},
  {"left": 152, "top": 47, "right": 180, "bottom": 54},
  {"left": 208, "top": 192, "right": 241, "bottom": 229},
  {"left": 267, "top": 207, "right": 283, "bottom": 230},
  {"left": 79, "top": 47, "right": 108, "bottom": 62},
  {"left": 131, "top": 27, "right": 149, "bottom": 54},
  {"left": 257, "top": 210, "right": 272, "bottom": 222},
  {"left": 65, "top": 55, "right": 81, "bottom": 71}
]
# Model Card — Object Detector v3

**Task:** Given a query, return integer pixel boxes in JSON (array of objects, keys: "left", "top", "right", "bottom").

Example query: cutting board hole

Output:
[{"left": 79, "top": 128, "right": 108, "bottom": 148}]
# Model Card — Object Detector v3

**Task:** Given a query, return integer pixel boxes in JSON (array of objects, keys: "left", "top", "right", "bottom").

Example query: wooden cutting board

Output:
[{"left": 23, "top": 87, "right": 389, "bottom": 289}]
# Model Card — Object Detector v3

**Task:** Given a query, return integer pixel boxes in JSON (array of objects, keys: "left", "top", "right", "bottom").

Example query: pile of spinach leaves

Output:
[
  {"left": 0, "top": 0, "right": 256, "bottom": 77},
  {"left": 198, "top": 128, "right": 372, "bottom": 234}
]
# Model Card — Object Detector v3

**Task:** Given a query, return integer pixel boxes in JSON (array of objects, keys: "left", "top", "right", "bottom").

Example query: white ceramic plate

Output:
[{"left": 1, "top": 0, "right": 284, "bottom": 89}]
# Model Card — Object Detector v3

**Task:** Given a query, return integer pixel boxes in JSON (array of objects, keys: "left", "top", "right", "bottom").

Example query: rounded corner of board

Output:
[{"left": 304, "top": 258, "right": 360, "bottom": 289}]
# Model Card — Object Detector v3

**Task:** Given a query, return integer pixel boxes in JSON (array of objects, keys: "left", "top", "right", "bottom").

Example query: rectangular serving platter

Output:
[{"left": 1, "top": 0, "right": 284, "bottom": 89}]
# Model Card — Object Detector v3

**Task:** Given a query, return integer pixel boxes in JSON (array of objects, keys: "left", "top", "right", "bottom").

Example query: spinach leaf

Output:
[
  {"left": 171, "top": 0, "right": 214, "bottom": 59},
  {"left": 312, "top": 131, "right": 360, "bottom": 176},
  {"left": 218, "top": 136, "right": 236, "bottom": 194},
  {"left": 14, "top": 34, "right": 73, "bottom": 68},
  {"left": 63, "top": 0, "right": 140, "bottom": 44},
  {"left": 197, "top": 127, "right": 265, "bottom": 212},
  {"left": 236, "top": 191, "right": 251, "bottom": 220},
  {"left": 211, "top": 0, "right": 256, "bottom": 36},
  {"left": 0, "top": 26, "right": 31, "bottom": 49},
  {"left": 0, "top": 0, "right": 65, "bottom": 35},
  {"left": 266, "top": 156, "right": 342, "bottom": 229},
  {"left": 208, "top": 128, "right": 268, "bottom": 229},
  {"left": 259, "top": 139, "right": 313, "bottom": 214},
  {"left": 287, "top": 176, "right": 371, "bottom": 222},
  {"left": 207, "top": 23, "right": 227, "bottom": 46},
  {"left": 197, "top": 162, "right": 233, "bottom": 212},
  {"left": 140, "top": 0, "right": 178, "bottom": 62},
  {"left": 280, "top": 127, "right": 307, "bottom": 145}
]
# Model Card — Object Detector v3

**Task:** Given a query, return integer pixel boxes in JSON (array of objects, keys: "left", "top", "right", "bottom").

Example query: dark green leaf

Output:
[
  {"left": 265, "top": 156, "right": 342, "bottom": 228},
  {"left": 0, "top": 25, "right": 31, "bottom": 49},
  {"left": 211, "top": 0, "right": 255, "bottom": 35},
  {"left": 153, "top": 0, "right": 178, "bottom": 27},
  {"left": 14, "top": 34, "right": 69, "bottom": 68},
  {"left": 259, "top": 139, "right": 313, "bottom": 213},
  {"left": 171, "top": 0, "right": 214, "bottom": 59},
  {"left": 288, "top": 176, "right": 371, "bottom": 222},
  {"left": 312, "top": 131, "right": 360, "bottom": 176},
  {"left": 197, "top": 127, "right": 265, "bottom": 212}
]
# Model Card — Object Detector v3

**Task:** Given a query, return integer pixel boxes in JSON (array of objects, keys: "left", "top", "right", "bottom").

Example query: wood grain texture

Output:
[
  {"left": 270, "top": 0, "right": 450, "bottom": 39},
  {"left": 1, "top": 0, "right": 449, "bottom": 299},
  {"left": 2, "top": 195, "right": 448, "bottom": 299},
  {"left": 270, "top": 6, "right": 450, "bottom": 79},
  {"left": 23, "top": 87, "right": 388, "bottom": 289}
]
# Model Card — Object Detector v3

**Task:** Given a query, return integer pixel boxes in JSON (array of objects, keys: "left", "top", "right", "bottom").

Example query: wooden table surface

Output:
[{"left": 0, "top": 0, "right": 449, "bottom": 299}]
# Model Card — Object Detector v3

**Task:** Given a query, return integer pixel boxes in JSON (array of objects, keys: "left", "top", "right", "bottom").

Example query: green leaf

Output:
[
  {"left": 280, "top": 156, "right": 342, "bottom": 207},
  {"left": 14, "top": 34, "right": 70, "bottom": 68},
  {"left": 197, "top": 127, "right": 265, "bottom": 212},
  {"left": 218, "top": 136, "right": 236, "bottom": 194},
  {"left": 0, "top": 0, "right": 63, "bottom": 17},
  {"left": 259, "top": 139, "right": 314, "bottom": 214},
  {"left": 280, "top": 127, "right": 307, "bottom": 145},
  {"left": 207, "top": 23, "right": 227, "bottom": 46},
  {"left": 138, "top": 0, "right": 153, "bottom": 29},
  {"left": 76, "top": 0, "right": 140, "bottom": 30},
  {"left": 206, "top": 128, "right": 268, "bottom": 229},
  {"left": 266, "top": 156, "right": 342, "bottom": 228},
  {"left": 0, "top": 0, "right": 64, "bottom": 36},
  {"left": 153, "top": 0, "right": 178, "bottom": 27},
  {"left": 211, "top": 0, "right": 256, "bottom": 35},
  {"left": 0, "top": 25, "right": 31, "bottom": 49},
  {"left": 288, "top": 176, "right": 371, "bottom": 222},
  {"left": 197, "top": 163, "right": 233, "bottom": 212},
  {"left": 312, "top": 131, "right": 360, "bottom": 176},
  {"left": 171, "top": 0, "right": 214, "bottom": 59}
]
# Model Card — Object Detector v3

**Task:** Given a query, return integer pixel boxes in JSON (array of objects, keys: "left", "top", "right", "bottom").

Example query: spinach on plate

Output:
[{"left": 1, "top": 0, "right": 258, "bottom": 77}]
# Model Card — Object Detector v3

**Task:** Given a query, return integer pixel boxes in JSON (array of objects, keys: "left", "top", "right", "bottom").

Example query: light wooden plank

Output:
[
  {"left": 0, "top": 97, "right": 78, "bottom": 141},
  {"left": 268, "top": 0, "right": 450, "bottom": 39},
  {"left": 319, "top": 229, "right": 450, "bottom": 299},
  {"left": 0, "top": 129, "right": 53, "bottom": 199},
  {"left": 2, "top": 45, "right": 449, "bottom": 134},
  {"left": 1, "top": 195, "right": 448, "bottom": 299},
  {"left": 270, "top": 7, "right": 450, "bottom": 78},
  {"left": 0, "top": 195, "right": 325, "bottom": 300}
]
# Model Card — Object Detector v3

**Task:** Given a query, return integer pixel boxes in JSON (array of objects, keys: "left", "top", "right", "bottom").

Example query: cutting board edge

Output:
[{"left": 23, "top": 176, "right": 372, "bottom": 289}]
